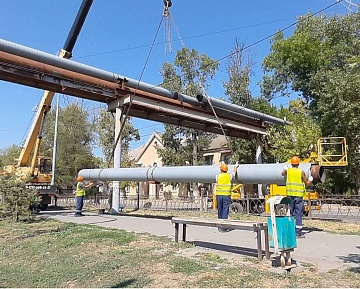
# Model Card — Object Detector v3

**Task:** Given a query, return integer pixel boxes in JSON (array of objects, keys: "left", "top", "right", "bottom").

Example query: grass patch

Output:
[
  {"left": 0, "top": 218, "right": 359, "bottom": 288},
  {"left": 169, "top": 256, "right": 206, "bottom": 274}
]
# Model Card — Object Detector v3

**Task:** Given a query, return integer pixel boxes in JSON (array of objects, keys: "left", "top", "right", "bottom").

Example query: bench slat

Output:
[{"left": 171, "top": 217, "right": 264, "bottom": 231}]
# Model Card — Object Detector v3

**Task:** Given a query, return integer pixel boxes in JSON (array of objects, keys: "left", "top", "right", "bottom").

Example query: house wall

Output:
[
  {"left": 137, "top": 138, "right": 163, "bottom": 168},
  {"left": 128, "top": 137, "right": 163, "bottom": 198}
]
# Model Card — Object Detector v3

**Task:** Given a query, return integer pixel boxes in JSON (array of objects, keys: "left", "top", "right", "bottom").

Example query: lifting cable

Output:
[
  {"left": 163, "top": 1, "right": 229, "bottom": 149},
  {"left": 197, "top": 83, "right": 231, "bottom": 150},
  {"left": 163, "top": 0, "right": 185, "bottom": 53},
  {"left": 107, "top": 2, "right": 169, "bottom": 167},
  {"left": 339, "top": 0, "right": 359, "bottom": 12}
]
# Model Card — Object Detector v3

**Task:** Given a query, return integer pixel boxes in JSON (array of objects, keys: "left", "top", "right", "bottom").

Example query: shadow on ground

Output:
[{"left": 191, "top": 240, "right": 264, "bottom": 259}]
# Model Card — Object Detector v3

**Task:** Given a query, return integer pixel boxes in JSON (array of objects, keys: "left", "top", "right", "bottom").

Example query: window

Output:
[
  {"left": 204, "top": 155, "right": 213, "bottom": 165},
  {"left": 222, "top": 154, "right": 231, "bottom": 164}
]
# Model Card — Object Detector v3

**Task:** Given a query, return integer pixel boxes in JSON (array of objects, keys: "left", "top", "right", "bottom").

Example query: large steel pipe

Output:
[
  {"left": 79, "top": 163, "right": 324, "bottom": 185},
  {"left": 0, "top": 38, "right": 289, "bottom": 125}
]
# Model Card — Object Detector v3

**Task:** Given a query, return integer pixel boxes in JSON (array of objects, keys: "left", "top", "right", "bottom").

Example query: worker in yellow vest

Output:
[
  {"left": 282, "top": 156, "right": 313, "bottom": 238},
  {"left": 75, "top": 176, "right": 93, "bottom": 217},
  {"left": 215, "top": 163, "right": 239, "bottom": 232}
]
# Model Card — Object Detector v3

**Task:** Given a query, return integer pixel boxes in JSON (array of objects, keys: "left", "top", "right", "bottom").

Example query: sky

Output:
[{"left": 0, "top": 0, "right": 353, "bottom": 155}]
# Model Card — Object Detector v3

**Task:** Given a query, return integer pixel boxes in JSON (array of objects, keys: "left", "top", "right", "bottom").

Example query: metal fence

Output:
[{"left": 55, "top": 194, "right": 360, "bottom": 221}]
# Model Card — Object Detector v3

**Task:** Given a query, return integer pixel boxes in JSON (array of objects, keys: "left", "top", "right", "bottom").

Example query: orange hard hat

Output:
[
  {"left": 291, "top": 156, "right": 300, "bottom": 165},
  {"left": 220, "top": 163, "right": 228, "bottom": 172},
  {"left": 77, "top": 176, "right": 84, "bottom": 181}
]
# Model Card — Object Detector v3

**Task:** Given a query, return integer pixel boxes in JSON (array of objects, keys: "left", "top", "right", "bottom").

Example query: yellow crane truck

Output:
[{"left": 2, "top": 0, "right": 93, "bottom": 210}]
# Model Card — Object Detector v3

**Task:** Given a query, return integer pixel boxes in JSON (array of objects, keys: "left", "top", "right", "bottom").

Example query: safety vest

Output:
[
  {"left": 76, "top": 182, "right": 86, "bottom": 197},
  {"left": 286, "top": 167, "right": 305, "bottom": 197},
  {"left": 215, "top": 172, "right": 232, "bottom": 196}
]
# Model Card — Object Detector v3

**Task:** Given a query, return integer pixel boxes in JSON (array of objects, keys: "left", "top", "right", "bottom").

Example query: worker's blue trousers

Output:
[
  {"left": 75, "top": 195, "right": 84, "bottom": 215},
  {"left": 289, "top": 196, "right": 304, "bottom": 236},
  {"left": 216, "top": 195, "right": 231, "bottom": 219}
]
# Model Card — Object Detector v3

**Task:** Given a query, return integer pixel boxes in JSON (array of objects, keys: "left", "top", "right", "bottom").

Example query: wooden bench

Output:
[{"left": 171, "top": 217, "right": 270, "bottom": 261}]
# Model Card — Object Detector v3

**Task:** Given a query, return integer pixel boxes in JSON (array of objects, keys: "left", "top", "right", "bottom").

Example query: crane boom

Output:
[
  {"left": 1, "top": 0, "right": 94, "bottom": 210},
  {"left": 17, "top": 0, "right": 93, "bottom": 169}
]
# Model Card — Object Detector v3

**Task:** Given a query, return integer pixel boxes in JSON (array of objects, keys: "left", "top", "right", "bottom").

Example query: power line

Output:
[
  {"left": 68, "top": 1, "right": 345, "bottom": 150},
  {"left": 215, "top": 1, "right": 342, "bottom": 63},
  {"left": 73, "top": 7, "right": 344, "bottom": 61}
]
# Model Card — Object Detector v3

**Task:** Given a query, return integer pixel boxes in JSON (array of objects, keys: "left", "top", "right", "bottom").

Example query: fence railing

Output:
[{"left": 55, "top": 194, "right": 360, "bottom": 220}]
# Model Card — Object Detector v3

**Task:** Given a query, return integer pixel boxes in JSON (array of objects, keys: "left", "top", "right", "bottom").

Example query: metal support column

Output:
[
  {"left": 112, "top": 107, "right": 122, "bottom": 214},
  {"left": 256, "top": 135, "right": 264, "bottom": 198}
]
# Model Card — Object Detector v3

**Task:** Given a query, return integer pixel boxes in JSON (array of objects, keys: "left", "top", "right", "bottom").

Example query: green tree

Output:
[
  {"left": 94, "top": 107, "right": 140, "bottom": 167},
  {"left": 223, "top": 39, "right": 282, "bottom": 164},
  {"left": 223, "top": 39, "right": 253, "bottom": 107},
  {"left": 310, "top": 69, "right": 360, "bottom": 192},
  {"left": 94, "top": 107, "right": 140, "bottom": 192},
  {"left": 41, "top": 102, "right": 100, "bottom": 187},
  {"left": 261, "top": 12, "right": 360, "bottom": 192},
  {"left": 222, "top": 39, "right": 257, "bottom": 164},
  {"left": 0, "top": 174, "right": 38, "bottom": 222},
  {"left": 0, "top": 145, "right": 21, "bottom": 169},
  {"left": 157, "top": 48, "right": 219, "bottom": 166},
  {"left": 266, "top": 99, "right": 321, "bottom": 162}
]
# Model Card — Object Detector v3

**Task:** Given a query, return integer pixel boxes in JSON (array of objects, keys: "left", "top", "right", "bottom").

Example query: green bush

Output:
[{"left": 0, "top": 174, "right": 39, "bottom": 222}]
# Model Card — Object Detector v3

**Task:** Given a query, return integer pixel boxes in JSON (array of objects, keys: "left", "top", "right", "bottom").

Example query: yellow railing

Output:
[{"left": 317, "top": 137, "right": 348, "bottom": 167}]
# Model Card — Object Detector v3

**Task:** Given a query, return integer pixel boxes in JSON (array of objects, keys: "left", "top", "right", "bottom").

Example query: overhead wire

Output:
[
  {"left": 186, "top": 1, "right": 343, "bottom": 149},
  {"left": 209, "top": 1, "right": 343, "bottom": 70},
  {"left": 40, "top": 1, "right": 344, "bottom": 154},
  {"left": 126, "top": 1, "right": 345, "bottom": 152},
  {"left": 68, "top": 2, "right": 345, "bottom": 149},
  {"left": 73, "top": 7, "right": 345, "bottom": 61},
  {"left": 107, "top": 3, "right": 167, "bottom": 166}
]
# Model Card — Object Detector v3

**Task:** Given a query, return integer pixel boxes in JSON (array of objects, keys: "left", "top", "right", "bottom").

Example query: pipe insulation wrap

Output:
[
  {"left": 79, "top": 163, "right": 314, "bottom": 185},
  {"left": 0, "top": 38, "right": 289, "bottom": 125},
  {"left": 0, "top": 38, "right": 120, "bottom": 82}
]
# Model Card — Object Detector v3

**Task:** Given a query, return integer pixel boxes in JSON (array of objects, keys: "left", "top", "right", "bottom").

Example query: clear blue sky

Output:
[{"left": 0, "top": 0, "right": 350, "bottom": 153}]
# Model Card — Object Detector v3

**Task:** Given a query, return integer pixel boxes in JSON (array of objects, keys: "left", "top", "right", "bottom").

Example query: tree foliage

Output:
[
  {"left": 157, "top": 47, "right": 219, "bottom": 166},
  {"left": 0, "top": 145, "right": 21, "bottom": 169},
  {"left": 94, "top": 107, "right": 140, "bottom": 167},
  {"left": 0, "top": 174, "right": 39, "bottom": 222},
  {"left": 311, "top": 69, "right": 360, "bottom": 191},
  {"left": 223, "top": 39, "right": 253, "bottom": 107},
  {"left": 261, "top": 11, "right": 360, "bottom": 192},
  {"left": 224, "top": 38, "right": 322, "bottom": 166},
  {"left": 266, "top": 99, "right": 321, "bottom": 162},
  {"left": 41, "top": 102, "right": 100, "bottom": 187},
  {"left": 223, "top": 39, "right": 284, "bottom": 164},
  {"left": 222, "top": 39, "right": 257, "bottom": 164},
  {"left": 261, "top": 12, "right": 360, "bottom": 104},
  {"left": 94, "top": 107, "right": 140, "bottom": 190}
]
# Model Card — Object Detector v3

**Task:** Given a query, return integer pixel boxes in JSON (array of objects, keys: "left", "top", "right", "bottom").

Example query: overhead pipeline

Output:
[{"left": 0, "top": 38, "right": 290, "bottom": 126}]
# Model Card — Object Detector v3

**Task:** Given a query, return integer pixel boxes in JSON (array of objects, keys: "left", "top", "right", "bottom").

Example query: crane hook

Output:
[{"left": 163, "top": 0, "right": 172, "bottom": 16}]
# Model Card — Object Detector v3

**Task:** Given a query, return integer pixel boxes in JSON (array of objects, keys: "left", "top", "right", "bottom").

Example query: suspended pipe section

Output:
[{"left": 79, "top": 163, "right": 325, "bottom": 186}]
